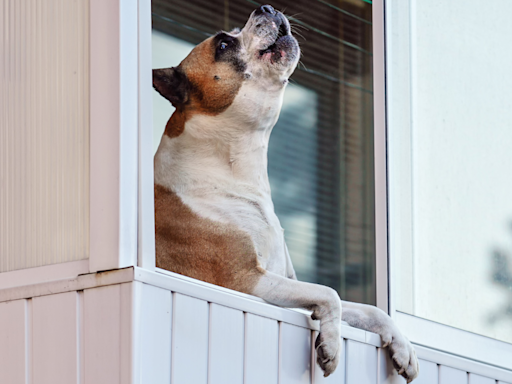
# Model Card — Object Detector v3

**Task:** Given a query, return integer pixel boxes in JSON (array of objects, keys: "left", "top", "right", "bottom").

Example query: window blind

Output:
[{"left": 152, "top": 0, "right": 375, "bottom": 304}]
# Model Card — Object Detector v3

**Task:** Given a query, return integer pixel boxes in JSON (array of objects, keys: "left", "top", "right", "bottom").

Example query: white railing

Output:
[{"left": 0, "top": 267, "right": 511, "bottom": 384}]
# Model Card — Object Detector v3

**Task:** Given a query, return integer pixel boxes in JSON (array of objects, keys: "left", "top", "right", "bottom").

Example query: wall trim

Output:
[
  {"left": 0, "top": 260, "right": 90, "bottom": 291},
  {"left": 0, "top": 268, "right": 134, "bottom": 303}
]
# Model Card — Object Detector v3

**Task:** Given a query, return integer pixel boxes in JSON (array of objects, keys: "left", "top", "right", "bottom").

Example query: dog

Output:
[{"left": 152, "top": 4, "right": 419, "bottom": 382}]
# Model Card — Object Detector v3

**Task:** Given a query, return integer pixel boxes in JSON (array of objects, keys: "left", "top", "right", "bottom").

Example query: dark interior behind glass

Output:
[{"left": 152, "top": 0, "right": 375, "bottom": 305}]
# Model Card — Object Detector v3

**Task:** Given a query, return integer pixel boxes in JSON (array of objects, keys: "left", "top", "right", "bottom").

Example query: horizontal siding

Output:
[{"left": 0, "top": 276, "right": 511, "bottom": 384}]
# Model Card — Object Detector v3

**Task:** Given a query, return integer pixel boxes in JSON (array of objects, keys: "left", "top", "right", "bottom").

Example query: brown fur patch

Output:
[
  {"left": 164, "top": 110, "right": 186, "bottom": 138},
  {"left": 154, "top": 183, "right": 265, "bottom": 294},
  {"left": 164, "top": 37, "right": 245, "bottom": 139}
]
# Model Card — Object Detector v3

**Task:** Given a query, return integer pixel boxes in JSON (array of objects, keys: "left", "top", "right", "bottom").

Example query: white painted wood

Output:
[
  {"left": 0, "top": 299, "right": 26, "bottom": 384},
  {"left": 279, "top": 323, "right": 311, "bottom": 384},
  {"left": 346, "top": 340, "right": 378, "bottom": 384},
  {"left": 0, "top": 260, "right": 89, "bottom": 290},
  {"left": 0, "top": 268, "right": 133, "bottom": 303},
  {"left": 408, "top": 359, "right": 438, "bottom": 384},
  {"left": 32, "top": 292, "right": 78, "bottom": 384},
  {"left": 244, "top": 313, "right": 279, "bottom": 384},
  {"left": 378, "top": 348, "right": 405, "bottom": 384},
  {"left": 385, "top": 0, "right": 414, "bottom": 318},
  {"left": 397, "top": 313, "right": 512, "bottom": 371},
  {"left": 171, "top": 293, "right": 209, "bottom": 384},
  {"left": 469, "top": 373, "right": 496, "bottom": 384},
  {"left": 90, "top": 0, "right": 138, "bottom": 273},
  {"left": 84, "top": 284, "right": 132, "bottom": 384},
  {"left": 313, "top": 334, "right": 345, "bottom": 384},
  {"left": 137, "top": 283, "right": 172, "bottom": 384},
  {"left": 137, "top": 0, "right": 156, "bottom": 271},
  {"left": 415, "top": 345, "right": 512, "bottom": 383},
  {"left": 208, "top": 304, "right": 244, "bottom": 384},
  {"left": 439, "top": 366, "right": 467, "bottom": 384},
  {"left": 372, "top": 0, "right": 389, "bottom": 315}
]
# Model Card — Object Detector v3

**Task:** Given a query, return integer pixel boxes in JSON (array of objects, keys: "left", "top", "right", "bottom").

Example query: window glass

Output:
[
  {"left": 390, "top": 1, "right": 512, "bottom": 343},
  {"left": 152, "top": 0, "right": 375, "bottom": 304}
]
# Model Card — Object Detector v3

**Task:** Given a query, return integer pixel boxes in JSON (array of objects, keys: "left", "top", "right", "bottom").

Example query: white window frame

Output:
[{"left": 380, "top": 0, "right": 512, "bottom": 373}]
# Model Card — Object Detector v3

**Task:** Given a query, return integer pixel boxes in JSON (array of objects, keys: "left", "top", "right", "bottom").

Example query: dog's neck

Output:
[{"left": 154, "top": 111, "right": 275, "bottom": 195}]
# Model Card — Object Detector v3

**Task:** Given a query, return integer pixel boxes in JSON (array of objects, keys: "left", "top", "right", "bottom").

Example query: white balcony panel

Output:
[
  {"left": 313, "top": 332, "right": 346, "bottom": 384},
  {"left": 378, "top": 348, "right": 405, "bottom": 384},
  {"left": 346, "top": 340, "right": 378, "bottom": 384},
  {"left": 208, "top": 304, "right": 244, "bottom": 384},
  {"left": 0, "top": 269, "right": 511, "bottom": 384},
  {"left": 138, "top": 283, "right": 172, "bottom": 384},
  {"left": 410, "top": 360, "right": 438, "bottom": 384},
  {"left": 440, "top": 366, "right": 467, "bottom": 384},
  {"left": 171, "top": 293, "right": 209, "bottom": 384},
  {"left": 0, "top": 299, "right": 27, "bottom": 384},
  {"left": 32, "top": 292, "right": 78, "bottom": 384},
  {"left": 244, "top": 313, "right": 279, "bottom": 384},
  {"left": 0, "top": 0, "right": 90, "bottom": 272},
  {"left": 279, "top": 323, "right": 312, "bottom": 384},
  {"left": 469, "top": 374, "right": 497, "bottom": 384},
  {"left": 83, "top": 283, "right": 133, "bottom": 384}
]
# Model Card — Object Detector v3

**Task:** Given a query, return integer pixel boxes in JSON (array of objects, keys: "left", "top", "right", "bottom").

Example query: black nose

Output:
[{"left": 255, "top": 4, "right": 276, "bottom": 15}]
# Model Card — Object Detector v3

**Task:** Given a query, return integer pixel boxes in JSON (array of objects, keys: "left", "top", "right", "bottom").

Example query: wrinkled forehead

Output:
[{"left": 179, "top": 31, "right": 245, "bottom": 76}]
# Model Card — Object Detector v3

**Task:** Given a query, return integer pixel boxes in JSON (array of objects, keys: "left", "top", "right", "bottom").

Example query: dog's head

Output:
[{"left": 153, "top": 5, "right": 300, "bottom": 136}]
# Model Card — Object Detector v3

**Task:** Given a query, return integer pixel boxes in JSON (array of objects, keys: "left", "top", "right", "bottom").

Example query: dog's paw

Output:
[
  {"left": 386, "top": 334, "right": 419, "bottom": 383},
  {"left": 315, "top": 331, "right": 341, "bottom": 377}
]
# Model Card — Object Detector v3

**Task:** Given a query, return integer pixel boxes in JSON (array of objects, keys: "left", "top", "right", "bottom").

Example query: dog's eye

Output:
[{"left": 220, "top": 42, "right": 228, "bottom": 50}]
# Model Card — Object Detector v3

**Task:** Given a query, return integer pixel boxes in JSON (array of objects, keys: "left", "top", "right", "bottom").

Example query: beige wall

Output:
[{"left": 0, "top": 0, "right": 90, "bottom": 272}]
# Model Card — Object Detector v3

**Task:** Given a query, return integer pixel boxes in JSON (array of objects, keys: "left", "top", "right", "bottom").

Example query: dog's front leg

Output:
[
  {"left": 341, "top": 301, "right": 419, "bottom": 382},
  {"left": 252, "top": 272, "right": 342, "bottom": 377}
]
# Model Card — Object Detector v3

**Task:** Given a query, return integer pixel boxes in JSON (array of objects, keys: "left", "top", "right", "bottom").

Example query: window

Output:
[
  {"left": 151, "top": 0, "right": 375, "bottom": 304},
  {"left": 386, "top": 0, "right": 512, "bottom": 369}
]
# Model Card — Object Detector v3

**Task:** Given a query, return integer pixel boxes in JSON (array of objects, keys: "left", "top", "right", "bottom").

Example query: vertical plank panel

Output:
[
  {"left": 0, "top": 299, "right": 26, "bottom": 384},
  {"left": 378, "top": 348, "right": 404, "bottom": 384},
  {"left": 244, "top": 313, "right": 279, "bottom": 384},
  {"left": 313, "top": 333, "right": 345, "bottom": 384},
  {"left": 279, "top": 323, "right": 311, "bottom": 384},
  {"left": 346, "top": 340, "right": 378, "bottom": 384},
  {"left": 469, "top": 374, "right": 496, "bottom": 384},
  {"left": 84, "top": 284, "right": 121, "bottom": 384},
  {"left": 208, "top": 304, "right": 244, "bottom": 384},
  {"left": 138, "top": 283, "right": 172, "bottom": 384},
  {"left": 401, "top": 359, "right": 437, "bottom": 384},
  {"left": 120, "top": 283, "right": 134, "bottom": 384},
  {"left": 172, "top": 293, "right": 208, "bottom": 384},
  {"left": 439, "top": 366, "right": 467, "bottom": 384},
  {"left": 32, "top": 292, "right": 78, "bottom": 384}
]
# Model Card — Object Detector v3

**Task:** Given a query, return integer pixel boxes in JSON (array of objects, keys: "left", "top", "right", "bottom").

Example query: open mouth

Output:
[{"left": 259, "top": 21, "right": 290, "bottom": 57}]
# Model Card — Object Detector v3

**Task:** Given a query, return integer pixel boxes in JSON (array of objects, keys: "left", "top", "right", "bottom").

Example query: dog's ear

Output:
[{"left": 153, "top": 67, "right": 190, "bottom": 107}]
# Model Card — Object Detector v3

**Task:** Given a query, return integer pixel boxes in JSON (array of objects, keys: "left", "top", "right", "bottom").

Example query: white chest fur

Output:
[{"left": 154, "top": 110, "right": 290, "bottom": 275}]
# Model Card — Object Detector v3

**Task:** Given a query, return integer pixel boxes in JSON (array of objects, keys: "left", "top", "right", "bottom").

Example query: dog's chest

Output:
[{"left": 178, "top": 186, "right": 287, "bottom": 272}]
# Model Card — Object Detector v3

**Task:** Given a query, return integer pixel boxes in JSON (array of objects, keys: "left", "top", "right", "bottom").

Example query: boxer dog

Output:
[{"left": 153, "top": 4, "right": 418, "bottom": 382}]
